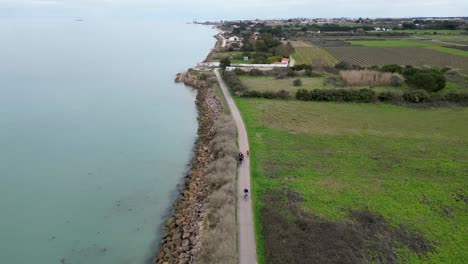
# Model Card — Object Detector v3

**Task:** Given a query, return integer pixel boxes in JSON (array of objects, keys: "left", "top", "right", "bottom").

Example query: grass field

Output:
[
  {"left": 239, "top": 75, "right": 412, "bottom": 95},
  {"left": 236, "top": 98, "right": 468, "bottom": 264},
  {"left": 290, "top": 41, "right": 338, "bottom": 66},
  {"left": 240, "top": 76, "right": 325, "bottom": 93},
  {"left": 350, "top": 40, "right": 468, "bottom": 57},
  {"left": 392, "top": 30, "right": 468, "bottom": 41}
]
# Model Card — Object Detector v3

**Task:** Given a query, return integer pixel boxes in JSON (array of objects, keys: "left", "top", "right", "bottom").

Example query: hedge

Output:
[
  {"left": 296, "top": 88, "right": 376, "bottom": 103},
  {"left": 240, "top": 90, "right": 291, "bottom": 99}
]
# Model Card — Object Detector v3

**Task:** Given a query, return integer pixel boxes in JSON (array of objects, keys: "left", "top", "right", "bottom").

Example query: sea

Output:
[{"left": 0, "top": 10, "right": 215, "bottom": 264}]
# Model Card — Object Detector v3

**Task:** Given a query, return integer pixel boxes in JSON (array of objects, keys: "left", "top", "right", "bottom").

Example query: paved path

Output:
[{"left": 214, "top": 69, "right": 257, "bottom": 264}]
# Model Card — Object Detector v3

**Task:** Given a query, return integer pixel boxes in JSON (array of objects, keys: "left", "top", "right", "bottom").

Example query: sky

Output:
[{"left": 0, "top": 0, "right": 467, "bottom": 20}]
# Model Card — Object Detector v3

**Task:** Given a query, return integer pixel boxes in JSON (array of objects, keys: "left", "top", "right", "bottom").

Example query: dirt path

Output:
[{"left": 214, "top": 69, "right": 257, "bottom": 264}]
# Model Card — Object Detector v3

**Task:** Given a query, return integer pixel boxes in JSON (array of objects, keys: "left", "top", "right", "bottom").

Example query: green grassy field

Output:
[
  {"left": 350, "top": 40, "right": 468, "bottom": 57},
  {"left": 239, "top": 75, "right": 411, "bottom": 95},
  {"left": 236, "top": 98, "right": 468, "bottom": 264},
  {"left": 391, "top": 30, "right": 468, "bottom": 41}
]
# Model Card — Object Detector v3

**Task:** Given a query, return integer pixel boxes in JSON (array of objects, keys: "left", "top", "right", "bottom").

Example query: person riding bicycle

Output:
[
  {"left": 243, "top": 188, "right": 249, "bottom": 199},
  {"left": 238, "top": 152, "right": 244, "bottom": 163}
]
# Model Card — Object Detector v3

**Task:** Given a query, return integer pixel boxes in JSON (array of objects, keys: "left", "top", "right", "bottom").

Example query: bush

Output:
[
  {"left": 199, "top": 73, "right": 209, "bottom": 80},
  {"left": 404, "top": 68, "right": 446, "bottom": 93},
  {"left": 287, "top": 69, "right": 297, "bottom": 77},
  {"left": 377, "top": 91, "right": 402, "bottom": 102},
  {"left": 296, "top": 88, "right": 375, "bottom": 103},
  {"left": 275, "top": 90, "right": 291, "bottom": 99},
  {"left": 381, "top": 64, "right": 403, "bottom": 74},
  {"left": 403, "top": 90, "right": 430, "bottom": 103},
  {"left": 335, "top": 61, "right": 363, "bottom": 70},
  {"left": 240, "top": 90, "right": 291, "bottom": 100},
  {"left": 390, "top": 75, "right": 405, "bottom": 87},
  {"left": 233, "top": 68, "right": 247, "bottom": 75},
  {"left": 293, "top": 79, "right": 303, "bottom": 86},
  {"left": 441, "top": 67, "right": 452, "bottom": 73},
  {"left": 249, "top": 69, "right": 264, "bottom": 76},
  {"left": 291, "top": 64, "right": 312, "bottom": 71},
  {"left": 222, "top": 71, "right": 247, "bottom": 94},
  {"left": 444, "top": 92, "right": 468, "bottom": 103}
]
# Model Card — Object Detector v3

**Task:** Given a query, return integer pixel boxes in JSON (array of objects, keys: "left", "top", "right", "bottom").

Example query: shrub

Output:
[
  {"left": 404, "top": 68, "right": 446, "bottom": 93},
  {"left": 233, "top": 68, "right": 247, "bottom": 75},
  {"left": 441, "top": 67, "right": 452, "bottom": 73},
  {"left": 335, "top": 61, "right": 352, "bottom": 70},
  {"left": 296, "top": 89, "right": 309, "bottom": 101},
  {"left": 444, "top": 92, "right": 468, "bottom": 103},
  {"left": 377, "top": 91, "right": 402, "bottom": 102},
  {"left": 291, "top": 64, "right": 312, "bottom": 71},
  {"left": 335, "top": 61, "right": 363, "bottom": 70},
  {"left": 222, "top": 71, "right": 247, "bottom": 94},
  {"left": 199, "top": 73, "right": 209, "bottom": 80},
  {"left": 287, "top": 69, "right": 297, "bottom": 77},
  {"left": 249, "top": 68, "right": 264, "bottom": 76},
  {"left": 403, "top": 90, "right": 430, "bottom": 103},
  {"left": 295, "top": 88, "right": 375, "bottom": 103},
  {"left": 275, "top": 90, "right": 291, "bottom": 99},
  {"left": 293, "top": 79, "right": 303, "bottom": 86},
  {"left": 241, "top": 90, "right": 290, "bottom": 100},
  {"left": 262, "top": 91, "right": 275, "bottom": 99},
  {"left": 381, "top": 64, "right": 403, "bottom": 74},
  {"left": 390, "top": 75, "right": 405, "bottom": 87}
]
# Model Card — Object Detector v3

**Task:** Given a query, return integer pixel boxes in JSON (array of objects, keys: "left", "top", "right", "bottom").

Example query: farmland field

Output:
[
  {"left": 236, "top": 98, "right": 468, "bottom": 264},
  {"left": 291, "top": 45, "right": 338, "bottom": 66},
  {"left": 323, "top": 46, "right": 468, "bottom": 71},
  {"left": 350, "top": 40, "right": 468, "bottom": 57}
]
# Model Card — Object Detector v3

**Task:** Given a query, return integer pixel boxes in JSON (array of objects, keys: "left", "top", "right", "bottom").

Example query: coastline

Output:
[
  {"left": 153, "top": 70, "right": 222, "bottom": 264},
  {"left": 154, "top": 27, "right": 239, "bottom": 264}
]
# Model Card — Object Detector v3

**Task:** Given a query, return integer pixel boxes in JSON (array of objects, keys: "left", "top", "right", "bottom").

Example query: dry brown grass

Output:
[
  {"left": 195, "top": 115, "right": 238, "bottom": 264},
  {"left": 339, "top": 70, "right": 403, "bottom": 86}
]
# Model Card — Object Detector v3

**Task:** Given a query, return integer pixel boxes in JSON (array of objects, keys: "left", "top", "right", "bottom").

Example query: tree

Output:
[
  {"left": 255, "top": 40, "right": 268, "bottom": 52},
  {"left": 220, "top": 57, "right": 231, "bottom": 70}
]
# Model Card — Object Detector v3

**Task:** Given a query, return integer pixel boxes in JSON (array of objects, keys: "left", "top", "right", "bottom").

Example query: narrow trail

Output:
[{"left": 214, "top": 69, "right": 257, "bottom": 264}]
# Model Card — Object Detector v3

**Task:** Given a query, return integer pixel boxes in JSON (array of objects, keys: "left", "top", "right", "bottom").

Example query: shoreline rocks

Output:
[{"left": 154, "top": 70, "right": 221, "bottom": 264}]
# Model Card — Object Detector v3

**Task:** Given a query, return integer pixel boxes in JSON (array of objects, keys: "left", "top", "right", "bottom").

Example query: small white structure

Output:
[
  {"left": 243, "top": 56, "right": 249, "bottom": 61},
  {"left": 228, "top": 36, "right": 240, "bottom": 42}
]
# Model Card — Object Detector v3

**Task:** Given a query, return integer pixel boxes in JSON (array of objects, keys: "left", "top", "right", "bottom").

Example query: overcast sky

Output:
[{"left": 0, "top": 0, "right": 467, "bottom": 19}]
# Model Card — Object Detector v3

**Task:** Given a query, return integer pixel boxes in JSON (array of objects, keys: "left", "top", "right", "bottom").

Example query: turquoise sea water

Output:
[{"left": 0, "top": 14, "right": 215, "bottom": 264}]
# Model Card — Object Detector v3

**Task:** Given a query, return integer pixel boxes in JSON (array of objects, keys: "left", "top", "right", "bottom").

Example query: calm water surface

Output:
[{"left": 0, "top": 14, "right": 215, "bottom": 264}]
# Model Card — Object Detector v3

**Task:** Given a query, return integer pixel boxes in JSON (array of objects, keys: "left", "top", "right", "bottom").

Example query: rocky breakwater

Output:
[{"left": 154, "top": 70, "right": 221, "bottom": 264}]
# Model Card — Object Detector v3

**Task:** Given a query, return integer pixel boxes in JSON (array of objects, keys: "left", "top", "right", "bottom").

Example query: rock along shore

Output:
[{"left": 153, "top": 70, "right": 221, "bottom": 264}]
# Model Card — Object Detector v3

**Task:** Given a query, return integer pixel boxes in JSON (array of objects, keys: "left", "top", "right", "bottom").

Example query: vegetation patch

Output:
[
  {"left": 262, "top": 189, "right": 434, "bottom": 264},
  {"left": 339, "top": 70, "right": 403, "bottom": 87},
  {"left": 236, "top": 98, "right": 468, "bottom": 264},
  {"left": 196, "top": 115, "right": 238, "bottom": 264}
]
